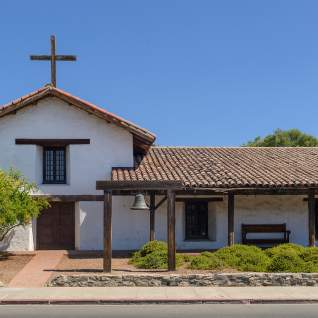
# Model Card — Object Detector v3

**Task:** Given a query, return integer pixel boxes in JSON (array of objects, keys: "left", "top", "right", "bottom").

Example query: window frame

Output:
[
  {"left": 185, "top": 200, "right": 209, "bottom": 240},
  {"left": 43, "top": 146, "right": 67, "bottom": 184}
]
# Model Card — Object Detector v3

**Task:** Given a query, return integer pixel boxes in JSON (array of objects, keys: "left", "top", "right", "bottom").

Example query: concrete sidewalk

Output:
[{"left": 0, "top": 287, "right": 318, "bottom": 304}]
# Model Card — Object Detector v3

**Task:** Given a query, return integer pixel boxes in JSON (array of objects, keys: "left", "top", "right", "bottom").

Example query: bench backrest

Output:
[{"left": 242, "top": 224, "right": 287, "bottom": 233}]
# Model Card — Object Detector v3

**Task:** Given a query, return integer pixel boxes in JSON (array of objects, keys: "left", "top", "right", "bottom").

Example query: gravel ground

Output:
[{"left": 0, "top": 254, "right": 33, "bottom": 285}]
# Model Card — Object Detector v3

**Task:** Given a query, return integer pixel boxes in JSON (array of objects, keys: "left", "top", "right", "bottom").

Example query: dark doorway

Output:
[{"left": 37, "top": 202, "right": 75, "bottom": 250}]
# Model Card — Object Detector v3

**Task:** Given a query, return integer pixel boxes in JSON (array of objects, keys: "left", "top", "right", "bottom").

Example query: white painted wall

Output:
[
  {"left": 0, "top": 97, "right": 134, "bottom": 251},
  {"left": 74, "top": 194, "right": 310, "bottom": 251}
]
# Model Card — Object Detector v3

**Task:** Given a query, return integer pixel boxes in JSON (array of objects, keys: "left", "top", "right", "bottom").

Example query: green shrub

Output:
[
  {"left": 138, "top": 240, "right": 167, "bottom": 257},
  {"left": 130, "top": 241, "right": 167, "bottom": 268},
  {"left": 201, "top": 251, "right": 214, "bottom": 257},
  {"left": 265, "top": 243, "right": 305, "bottom": 258},
  {"left": 130, "top": 240, "right": 183, "bottom": 269},
  {"left": 190, "top": 253, "right": 223, "bottom": 270},
  {"left": 181, "top": 254, "right": 196, "bottom": 263},
  {"left": 130, "top": 242, "right": 318, "bottom": 272},
  {"left": 133, "top": 250, "right": 168, "bottom": 269},
  {"left": 265, "top": 244, "right": 318, "bottom": 272},
  {"left": 301, "top": 262, "right": 318, "bottom": 273},
  {"left": 297, "top": 247, "right": 318, "bottom": 272},
  {"left": 300, "top": 247, "right": 318, "bottom": 263},
  {"left": 213, "top": 244, "right": 270, "bottom": 272},
  {"left": 267, "top": 249, "right": 306, "bottom": 272}
]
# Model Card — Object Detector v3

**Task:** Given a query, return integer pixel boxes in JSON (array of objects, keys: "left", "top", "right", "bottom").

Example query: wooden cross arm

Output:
[{"left": 30, "top": 55, "right": 77, "bottom": 61}]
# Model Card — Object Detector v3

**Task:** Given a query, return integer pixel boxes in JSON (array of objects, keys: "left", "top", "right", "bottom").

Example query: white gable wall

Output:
[{"left": 0, "top": 97, "right": 134, "bottom": 250}]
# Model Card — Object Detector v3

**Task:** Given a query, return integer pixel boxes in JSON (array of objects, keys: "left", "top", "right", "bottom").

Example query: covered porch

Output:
[{"left": 96, "top": 179, "right": 318, "bottom": 272}]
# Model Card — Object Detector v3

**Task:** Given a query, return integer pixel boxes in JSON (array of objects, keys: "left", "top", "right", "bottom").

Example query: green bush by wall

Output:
[{"left": 130, "top": 241, "right": 318, "bottom": 272}]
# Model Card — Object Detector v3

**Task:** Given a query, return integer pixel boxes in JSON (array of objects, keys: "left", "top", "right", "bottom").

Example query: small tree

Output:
[
  {"left": 0, "top": 169, "right": 49, "bottom": 242},
  {"left": 244, "top": 129, "right": 318, "bottom": 147}
]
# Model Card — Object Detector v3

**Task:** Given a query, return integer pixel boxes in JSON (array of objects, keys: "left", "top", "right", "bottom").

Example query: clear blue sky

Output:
[{"left": 1, "top": 1, "right": 318, "bottom": 146}]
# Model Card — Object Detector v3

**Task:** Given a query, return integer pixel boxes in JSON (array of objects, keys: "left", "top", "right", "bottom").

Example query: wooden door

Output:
[{"left": 37, "top": 202, "right": 75, "bottom": 250}]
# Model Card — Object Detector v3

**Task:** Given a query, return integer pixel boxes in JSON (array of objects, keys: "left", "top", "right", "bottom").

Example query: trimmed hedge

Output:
[{"left": 130, "top": 241, "right": 318, "bottom": 272}]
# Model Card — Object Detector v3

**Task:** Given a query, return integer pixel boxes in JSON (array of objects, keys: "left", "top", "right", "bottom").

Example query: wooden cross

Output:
[{"left": 30, "top": 35, "right": 76, "bottom": 87}]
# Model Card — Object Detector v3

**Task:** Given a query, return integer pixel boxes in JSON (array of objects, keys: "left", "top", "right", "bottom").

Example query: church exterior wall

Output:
[
  {"left": 75, "top": 195, "right": 309, "bottom": 251},
  {"left": 0, "top": 97, "right": 133, "bottom": 251}
]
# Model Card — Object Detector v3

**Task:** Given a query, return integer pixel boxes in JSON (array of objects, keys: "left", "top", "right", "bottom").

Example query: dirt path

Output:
[
  {"left": 8, "top": 251, "right": 64, "bottom": 287},
  {"left": 0, "top": 254, "right": 33, "bottom": 286}
]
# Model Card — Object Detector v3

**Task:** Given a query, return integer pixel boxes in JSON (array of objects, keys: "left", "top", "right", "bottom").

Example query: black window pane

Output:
[
  {"left": 185, "top": 201, "right": 208, "bottom": 239},
  {"left": 55, "top": 150, "right": 65, "bottom": 182},
  {"left": 43, "top": 147, "right": 66, "bottom": 184}
]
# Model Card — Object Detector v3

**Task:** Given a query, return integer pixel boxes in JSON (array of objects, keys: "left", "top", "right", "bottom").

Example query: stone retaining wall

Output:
[{"left": 48, "top": 273, "right": 318, "bottom": 287}]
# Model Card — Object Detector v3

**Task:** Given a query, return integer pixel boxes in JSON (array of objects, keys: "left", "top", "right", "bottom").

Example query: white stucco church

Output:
[{"left": 1, "top": 84, "right": 318, "bottom": 261}]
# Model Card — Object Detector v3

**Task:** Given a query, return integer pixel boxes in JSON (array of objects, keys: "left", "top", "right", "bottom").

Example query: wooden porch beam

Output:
[
  {"left": 96, "top": 180, "right": 183, "bottom": 191},
  {"left": 167, "top": 189, "right": 176, "bottom": 271},
  {"left": 179, "top": 187, "right": 318, "bottom": 196},
  {"left": 32, "top": 195, "right": 104, "bottom": 202},
  {"left": 175, "top": 197, "right": 223, "bottom": 202},
  {"left": 308, "top": 189, "right": 316, "bottom": 247},
  {"left": 103, "top": 190, "right": 112, "bottom": 272},
  {"left": 15, "top": 139, "right": 90, "bottom": 146},
  {"left": 228, "top": 192, "right": 235, "bottom": 246},
  {"left": 110, "top": 187, "right": 318, "bottom": 196},
  {"left": 149, "top": 193, "right": 156, "bottom": 241}
]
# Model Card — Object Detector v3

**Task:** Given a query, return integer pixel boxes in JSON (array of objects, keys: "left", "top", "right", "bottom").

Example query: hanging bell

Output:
[{"left": 130, "top": 194, "right": 149, "bottom": 210}]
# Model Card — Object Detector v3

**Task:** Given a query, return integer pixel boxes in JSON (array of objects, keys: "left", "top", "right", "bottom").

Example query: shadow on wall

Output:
[
  {"left": 79, "top": 202, "right": 103, "bottom": 250},
  {"left": 0, "top": 230, "right": 15, "bottom": 251}
]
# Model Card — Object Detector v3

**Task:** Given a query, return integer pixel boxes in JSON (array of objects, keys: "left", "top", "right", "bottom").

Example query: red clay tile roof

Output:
[
  {"left": 0, "top": 85, "right": 156, "bottom": 152},
  {"left": 112, "top": 147, "right": 318, "bottom": 189}
]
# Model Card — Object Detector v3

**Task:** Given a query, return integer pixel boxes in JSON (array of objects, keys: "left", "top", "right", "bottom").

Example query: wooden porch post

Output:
[
  {"left": 167, "top": 189, "right": 176, "bottom": 271},
  {"left": 228, "top": 192, "right": 235, "bottom": 246},
  {"left": 149, "top": 192, "right": 156, "bottom": 241},
  {"left": 103, "top": 190, "right": 112, "bottom": 272},
  {"left": 308, "top": 189, "right": 316, "bottom": 247}
]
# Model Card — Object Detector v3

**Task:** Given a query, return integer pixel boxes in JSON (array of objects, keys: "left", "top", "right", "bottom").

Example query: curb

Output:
[{"left": 1, "top": 298, "right": 318, "bottom": 305}]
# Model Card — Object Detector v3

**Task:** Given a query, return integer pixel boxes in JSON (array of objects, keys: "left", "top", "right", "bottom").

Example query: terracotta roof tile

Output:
[{"left": 112, "top": 147, "right": 318, "bottom": 189}]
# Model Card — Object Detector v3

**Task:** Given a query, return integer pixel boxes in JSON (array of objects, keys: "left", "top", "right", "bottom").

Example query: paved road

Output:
[{"left": 0, "top": 304, "right": 318, "bottom": 317}]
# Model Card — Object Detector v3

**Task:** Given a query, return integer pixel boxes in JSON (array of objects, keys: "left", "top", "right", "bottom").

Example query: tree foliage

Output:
[
  {"left": 244, "top": 129, "right": 318, "bottom": 147},
  {"left": 0, "top": 169, "right": 49, "bottom": 242}
]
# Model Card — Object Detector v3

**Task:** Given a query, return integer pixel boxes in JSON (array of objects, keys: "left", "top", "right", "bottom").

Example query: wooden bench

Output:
[{"left": 241, "top": 224, "right": 290, "bottom": 246}]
